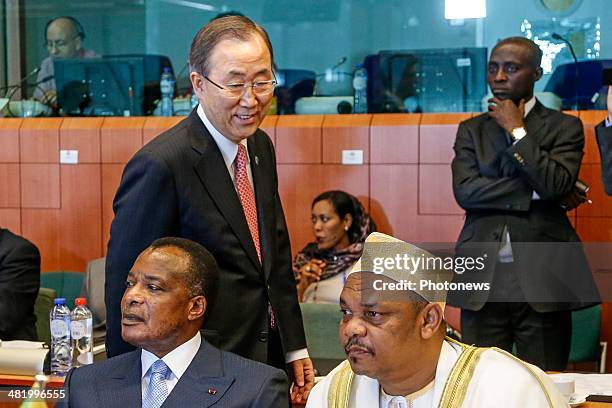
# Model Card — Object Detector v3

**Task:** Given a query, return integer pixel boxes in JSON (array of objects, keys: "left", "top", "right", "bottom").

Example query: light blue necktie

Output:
[{"left": 143, "top": 359, "right": 170, "bottom": 408}]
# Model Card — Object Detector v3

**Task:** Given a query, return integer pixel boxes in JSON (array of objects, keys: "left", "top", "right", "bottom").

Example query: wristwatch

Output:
[{"left": 511, "top": 127, "right": 527, "bottom": 142}]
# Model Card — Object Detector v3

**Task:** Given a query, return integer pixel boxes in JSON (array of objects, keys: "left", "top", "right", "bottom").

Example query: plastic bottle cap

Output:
[
  {"left": 163, "top": 67, "right": 171, "bottom": 73},
  {"left": 75, "top": 297, "right": 87, "bottom": 306},
  {"left": 54, "top": 298, "right": 66, "bottom": 305}
]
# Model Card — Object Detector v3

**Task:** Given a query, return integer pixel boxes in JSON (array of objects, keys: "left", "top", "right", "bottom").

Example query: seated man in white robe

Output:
[{"left": 307, "top": 232, "right": 568, "bottom": 408}]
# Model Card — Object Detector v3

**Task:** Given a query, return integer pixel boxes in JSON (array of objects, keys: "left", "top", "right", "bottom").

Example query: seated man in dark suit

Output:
[
  {"left": 0, "top": 228, "right": 40, "bottom": 341},
  {"left": 596, "top": 85, "right": 612, "bottom": 195},
  {"left": 63, "top": 237, "right": 289, "bottom": 407}
]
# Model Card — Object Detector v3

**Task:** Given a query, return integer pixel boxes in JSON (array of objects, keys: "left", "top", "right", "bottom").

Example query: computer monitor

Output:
[
  {"left": 54, "top": 54, "right": 173, "bottom": 116},
  {"left": 365, "top": 47, "right": 488, "bottom": 113},
  {"left": 544, "top": 60, "right": 612, "bottom": 110}
]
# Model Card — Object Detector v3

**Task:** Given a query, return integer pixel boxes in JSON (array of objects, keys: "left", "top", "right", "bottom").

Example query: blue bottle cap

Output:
[{"left": 54, "top": 298, "right": 66, "bottom": 305}]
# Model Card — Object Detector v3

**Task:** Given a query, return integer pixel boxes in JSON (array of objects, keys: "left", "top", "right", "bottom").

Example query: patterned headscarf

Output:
[{"left": 293, "top": 194, "right": 375, "bottom": 281}]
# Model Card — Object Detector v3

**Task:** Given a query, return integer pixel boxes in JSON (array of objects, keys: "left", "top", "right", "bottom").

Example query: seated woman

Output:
[{"left": 293, "top": 191, "right": 375, "bottom": 303}]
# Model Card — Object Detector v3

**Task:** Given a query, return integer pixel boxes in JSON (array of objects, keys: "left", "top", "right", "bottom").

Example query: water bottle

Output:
[
  {"left": 353, "top": 64, "right": 368, "bottom": 113},
  {"left": 70, "top": 298, "right": 93, "bottom": 367},
  {"left": 160, "top": 67, "right": 175, "bottom": 116},
  {"left": 50, "top": 298, "right": 71, "bottom": 375}
]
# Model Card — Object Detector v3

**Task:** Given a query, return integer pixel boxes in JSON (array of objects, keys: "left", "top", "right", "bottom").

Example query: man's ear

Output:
[
  {"left": 190, "top": 72, "right": 205, "bottom": 98},
  {"left": 420, "top": 303, "right": 443, "bottom": 340},
  {"left": 188, "top": 295, "right": 207, "bottom": 321},
  {"left": 74, "top": 37, "right": 82, "bottom": 52},
  {"left": 534, "top": 66, "right": 543, "bottom": 82}
]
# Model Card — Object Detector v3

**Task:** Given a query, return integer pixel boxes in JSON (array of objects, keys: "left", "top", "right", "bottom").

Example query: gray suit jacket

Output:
[
  {"left": 449, "top": 101, "right": 599, "bottom": 312},
  {"left": 596, "top": 121, "right": 612, "bottom": 195},
  {"left": 62, "top": 338, "right": 289, "bottom": 407}
]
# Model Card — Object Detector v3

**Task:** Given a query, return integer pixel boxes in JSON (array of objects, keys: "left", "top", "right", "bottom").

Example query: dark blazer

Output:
[
  {"left": 63, "top": 338, "right": 289, "bottom": 408},
  {"left": 596, "top": 121, "right": 612, "bottom": 195},
  {"left": 0, "top": 228, "right": 40, "bottom": 341},
  {"left": 449, "top": 101, "right": 599, "bottom": 312},
  {"left": 105, "top": 109, "right": 306, "bottom": 363}
]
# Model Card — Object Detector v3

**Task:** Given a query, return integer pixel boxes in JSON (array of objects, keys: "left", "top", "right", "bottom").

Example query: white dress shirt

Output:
[
  {"left": 197, "top": 104, "right": 254, "bottom": 188},
  {"left": 379, "top": 381, "right": 434, "bottom": 408},
  {"left": 141, "top": 331, "right": 201, "bottom": 397},
  {"left": 196, "top": 105, "right": 309, "bottom": 364}
]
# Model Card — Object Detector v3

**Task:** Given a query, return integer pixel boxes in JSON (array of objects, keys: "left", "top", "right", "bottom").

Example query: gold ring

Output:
[{"left": 305, "top": 266, "right": 311, "bottom": 272}]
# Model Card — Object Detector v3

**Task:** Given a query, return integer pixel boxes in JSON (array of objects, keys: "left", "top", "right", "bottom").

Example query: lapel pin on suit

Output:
[
  {"left": 254, "top": 156, "right": 259, "bottom": 165},
  {"left": 208, "top": 387, "right": 217, "bottom": 395}
]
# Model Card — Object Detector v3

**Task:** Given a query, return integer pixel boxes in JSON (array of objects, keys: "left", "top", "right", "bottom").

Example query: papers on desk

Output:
[
  {"left": 0, "top": 340, "right": 45, "bottom": 349},
  {"left": 0, "top": 98, "right": 8, "bottom": 115},
  {"left": 550, "top": 373, "right": 612, "bottom": 396},
  {"left": 0, "top": 341, "right": 48, "bottom": 376}
]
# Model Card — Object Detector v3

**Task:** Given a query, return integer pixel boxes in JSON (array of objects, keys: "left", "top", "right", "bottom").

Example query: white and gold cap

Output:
[{"left": 347, "top": 232, "right": 453, "bottom": 309}]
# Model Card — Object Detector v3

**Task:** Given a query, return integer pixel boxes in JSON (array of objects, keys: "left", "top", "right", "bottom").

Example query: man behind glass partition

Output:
[{"left": 33, "top": 16, "right": 96, "bottom": 106}]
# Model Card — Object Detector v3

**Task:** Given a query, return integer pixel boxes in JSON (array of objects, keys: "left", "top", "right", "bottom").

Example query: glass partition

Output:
[{"left": 0, "top": 0, "right": 608, "bottom": 116}]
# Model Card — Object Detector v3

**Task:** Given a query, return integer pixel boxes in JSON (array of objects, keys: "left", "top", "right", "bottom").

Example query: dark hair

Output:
[
  {"left": 45, "top": 16, "right": 86, "bottom": 40},
  {"left": 312, "top": 190, "right": 364, "bottom": 243},
  {"left": 149, "top": 237, "right": 219, "bottom": 303},
  {"left": 189, "top": 15, "right": 274, "bottom": 76},
  {"left": 492, "top": 36, "right": 543, "bottom": 68}
]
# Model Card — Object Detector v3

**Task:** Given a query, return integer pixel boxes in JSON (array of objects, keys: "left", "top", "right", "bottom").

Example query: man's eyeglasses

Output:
[
  {"left": 203, "top": 75, "right": 277, "bottom": 98},
  {"left": 45, "top": 38, "right": 75, "bottom": 49}
]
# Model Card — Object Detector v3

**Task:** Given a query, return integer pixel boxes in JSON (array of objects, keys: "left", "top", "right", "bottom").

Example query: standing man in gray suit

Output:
[
  {"left": 105, "top": 15, "right": 313, "bottom": 403},
  {"left": 65, "top": 237, "right": 289, "bottom": 407}
]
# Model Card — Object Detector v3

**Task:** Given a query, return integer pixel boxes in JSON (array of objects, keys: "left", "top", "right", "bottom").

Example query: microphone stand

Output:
[
  {"left": 0, "top": 67, "right": 40, "bottom": 98},
  {"left": 553, "top": 33, "right": 579, "bottom": 110}
]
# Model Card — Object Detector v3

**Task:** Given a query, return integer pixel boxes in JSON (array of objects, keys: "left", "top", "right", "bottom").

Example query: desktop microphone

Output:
[
  {"left": 17, "top": 67, "right": 41, "bottom": 85},
  {"left": 332, "top": 56, "right": 347, "bottom": 70},
  {"left": 0, "top": 67, "right": 40, "bottom": 96},
  {"left": 552, "top": 33, "right": 579, "bottom": 110}
]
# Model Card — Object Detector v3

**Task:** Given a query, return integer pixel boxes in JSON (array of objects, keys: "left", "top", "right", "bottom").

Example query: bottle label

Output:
[
  {"left": 160, "top": 80, "right": 174, "bottom": 94},
  {"left": 77, "top": 352, "right": 93, "bottom": 365},
  {"left": 353, "top": 76, "right": 367, "bottom": 90},
  {"left": 70, "top": 321, "right": 87, "bottom": 339},
  {"left": 50, "top": 319, "right": 68, "bottom": 337}
]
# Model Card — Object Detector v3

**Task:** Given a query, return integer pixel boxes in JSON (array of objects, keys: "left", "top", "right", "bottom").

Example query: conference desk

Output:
[
  {"left": 0, "top": 373, "right": 611, "bottom": 407},
  {"left": 0, "top": 374, "right": 63, "bottom": 407}
]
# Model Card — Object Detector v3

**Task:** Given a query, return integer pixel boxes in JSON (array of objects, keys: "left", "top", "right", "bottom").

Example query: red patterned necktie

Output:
[
  {"left": 234, "top": 143, "right": 261, "bottom": 261},
  {"left": 234, "top": 144, "right": 276, "bottom": 330}
]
